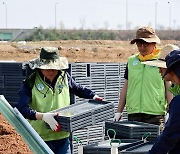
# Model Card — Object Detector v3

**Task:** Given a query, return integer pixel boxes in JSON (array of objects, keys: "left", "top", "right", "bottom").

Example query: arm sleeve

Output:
[
  {"left": 16, "top": 81, "right": 37, "bottom": 120},
  {"left": 124, "top": 63, "right": 128, "bottom": 80},
  {"left": 67, "top": 72, "right": 96, "bottom": 99},
  {"left": 149, "top": 95, "right": 180, "bottom": 154}
]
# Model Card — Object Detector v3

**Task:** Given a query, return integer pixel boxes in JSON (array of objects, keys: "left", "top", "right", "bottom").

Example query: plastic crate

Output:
[
  {"left": 121, "top": 141, "right": 154, "bottom": 153},
  {"left": 50, "top": 99, "right": 115, "bottom": 132},
  {"left": 70, "top": 123, "right": 105, "bottom": 154},
  {"left": 83, "top": 139, "right": 143, "bottom": 154},
  {"left": 105, "top": 120, "right": 160, "bottom": 140}
]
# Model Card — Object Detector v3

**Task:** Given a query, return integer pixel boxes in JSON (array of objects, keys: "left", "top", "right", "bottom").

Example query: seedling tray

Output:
[
  {"left": 83, "top": 139, "right": 143, "bottom": 154},
  {"left": 105, "top": 120, "right": 160, "bottom": 139},
  {"left": 121, "top": 141, "right": 154, "bottom": 153},
  {"left": 51, "top": 99, "right": 114, "bottom": 132}
]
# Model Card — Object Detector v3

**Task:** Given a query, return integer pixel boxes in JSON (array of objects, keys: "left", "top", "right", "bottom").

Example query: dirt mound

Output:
[{"left": 0, "top": 113, "right": 33, "bottom": 153}]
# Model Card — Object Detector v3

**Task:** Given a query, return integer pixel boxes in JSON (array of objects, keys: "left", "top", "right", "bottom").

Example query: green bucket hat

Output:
[{"left": 28, "top": 47, "right": 68, "bottom": 70}]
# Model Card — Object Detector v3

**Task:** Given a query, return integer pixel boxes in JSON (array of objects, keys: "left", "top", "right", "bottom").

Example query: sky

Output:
[{"left": 0, "top": 0, "right": 180, "bottom": 30}]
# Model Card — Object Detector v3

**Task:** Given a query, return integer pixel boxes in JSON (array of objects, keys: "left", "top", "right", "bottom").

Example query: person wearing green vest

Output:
[
  {"left": 142, "top": 44, "right": 180, "bottom": 96},
  {"left": 142, "top": 44, "right": 180, "bottom": 122},
  {"left": 114, "top": 26, "right": 172, "bottom": 131},
  {"left": 17, "top": 47, "right": 103, "bottom": 154},
  {"left": 149, "top": 50, "right": 180, "bottom": 154}
]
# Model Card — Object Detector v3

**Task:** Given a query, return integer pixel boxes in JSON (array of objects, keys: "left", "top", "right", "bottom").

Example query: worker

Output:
[
  {"left": 17, "top": 47, "right": 102, "bottom": 154},
  {"left": 149, "top": 49, "right": 180, "bottom": 154},
  {"left": 114, "top": 26, "right": 172, "bottom": 131}
]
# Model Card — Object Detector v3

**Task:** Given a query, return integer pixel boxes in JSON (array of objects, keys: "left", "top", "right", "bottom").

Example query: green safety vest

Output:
[
  {"left": 28, "top": 71, "right": 70, "bottom": 141},
  {"left": 126, "top": 55, "right": 167, "bottom": 115},
  {"left": 169, "top": 84, "right": 180, "bottom": 96}
]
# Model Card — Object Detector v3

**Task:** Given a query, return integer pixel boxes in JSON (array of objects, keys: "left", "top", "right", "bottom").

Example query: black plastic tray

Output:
[
  {"left": 83, "top": 139, "right": 143, "bottom": 154},
  {"left": 121, "top": 141, "right": 154, "bottom": 154},
  {"left": 105, "top": 120, "right": 160, "bottom": 139}
]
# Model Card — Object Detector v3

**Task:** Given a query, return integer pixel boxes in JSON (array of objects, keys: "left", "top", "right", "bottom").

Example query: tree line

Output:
[{"left": 24, "top": 27, "right": 180, "bottom": 41}]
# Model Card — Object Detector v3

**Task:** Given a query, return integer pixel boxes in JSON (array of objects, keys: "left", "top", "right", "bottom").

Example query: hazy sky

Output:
[{"left": 0, "top": 0, "right": 180, "bottom": 30}]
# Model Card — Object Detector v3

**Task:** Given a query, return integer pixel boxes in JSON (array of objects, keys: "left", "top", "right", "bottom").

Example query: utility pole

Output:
[
  {"left": 55, "top": 2, "right": 58, "bottom": 29},
  {"left": 3, "top": 1, "right": 7, "bottom": 28},
  {"left": 155, "top": 1, "right": 157, "bottom": 29},
  {"left": 126, "top": 0, "right": 128, "bottom": 30},
  {"left": 168, "top": 1, "right": 171, "bottom": 29}
]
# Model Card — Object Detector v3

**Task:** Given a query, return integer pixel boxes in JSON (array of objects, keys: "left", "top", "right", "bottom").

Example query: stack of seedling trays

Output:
[
  {"left": 91, "top": 76, "right": 106, "bottom": 90},
  {"left": 119, "top": 63, "right": 126, "bottom": 90},
  {"left": 105, "top": 76, "right": 120, "bottom": 90},
  {"left": 0, "top": 62, "right": 23, "bottom": 75},
  {"left": 70, "top": 122, "right": 105, "bottom": 154},
  {"left": 105, "top": 63, "right": 120, "bottom": 76},
  {"left": 71, "top": 128, "right": 89, "bottom": 154},
  {"left": 71, "top": 63, "right": 88, "bottom": 77},
  {"left": 51, "top": 99, "right": 115, "bottom": 132},
  {"left": 105, "top": 120, "right": 160, "bottom": 140},
  {"left": 90, "top": 63, "right": 105, "bottom": 77},
  {"left": 0, "top": 62, "right": 25, "bottom": 107},
  {"left": 88, "top": 123, "right": 105, "bottom": 144},
  {"left": 83, "top": 139, "right": 143, "bottom": 154}
]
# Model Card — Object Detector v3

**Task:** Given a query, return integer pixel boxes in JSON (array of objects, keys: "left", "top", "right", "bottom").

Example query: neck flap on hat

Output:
[{"left": 138, "top": 47, "right": 161, "bottom": 61}]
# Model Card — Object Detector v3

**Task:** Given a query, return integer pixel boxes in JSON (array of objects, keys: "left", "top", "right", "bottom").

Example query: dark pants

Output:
[
  {"left": 45, "top": 138, "right": 71, "bottom": 154},
  {"left": 128, "top": 113, "right": 165, "bottom": 132}
]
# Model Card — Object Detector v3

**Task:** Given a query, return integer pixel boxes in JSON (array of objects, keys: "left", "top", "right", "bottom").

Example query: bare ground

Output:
[{"left": 0, "top": 40, "right": 180, "bottom": 153}]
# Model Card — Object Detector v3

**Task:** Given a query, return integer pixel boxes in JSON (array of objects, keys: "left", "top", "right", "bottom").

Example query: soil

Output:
[
  {"left": 0, "top": 40, "right": 179, "bottom": 153},
  {"left": 0, "top": 113, "right": 33, "bottom": 154}
]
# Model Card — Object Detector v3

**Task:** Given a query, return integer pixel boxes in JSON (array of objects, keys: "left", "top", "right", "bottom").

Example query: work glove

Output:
[
  {"left": 42, "top": 112, "right": 61, "bottom": 132},
  {"left": 165, "top": 112, "right": 169, "bottom": 123},
  {"left": 93, "top": 95, "right": 103, "bottom": 101},
  {"left": 113, "top": 112, "right": 123, "bottom": 121}
]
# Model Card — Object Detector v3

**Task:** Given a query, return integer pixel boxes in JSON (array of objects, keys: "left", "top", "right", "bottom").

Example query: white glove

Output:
[
  {"left": 113, "top": 112, "right": 123, "bottom": 121},
  {"left": 93, "top": 95, "right": 103, "bottom": 101},
  {"left": 165, "top": 113, "right": 169, "bottom": 123},
  {"left": 42, "top": 112, "right": 60, "bottom": 132}
]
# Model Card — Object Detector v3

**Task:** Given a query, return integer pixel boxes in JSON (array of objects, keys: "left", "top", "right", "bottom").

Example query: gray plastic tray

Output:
[
  {"left": 50, "top": 99, "right": 114, "bottom": 132},
  {"left": 105, "top": 120, "right": 160, "bottom": 139}
]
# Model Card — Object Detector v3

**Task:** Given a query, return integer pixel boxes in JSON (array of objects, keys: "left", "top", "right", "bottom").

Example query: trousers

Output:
[{"left": 45, "top": 138, "right": 71, "bottom": 154}]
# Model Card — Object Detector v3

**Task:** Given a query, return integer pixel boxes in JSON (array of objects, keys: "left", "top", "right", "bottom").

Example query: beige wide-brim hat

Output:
[
  {"left": 142, "top": 44, "right": 179, "bottom": 68},
  {"left": 29, "top": 47, "right": 68, "bottom": 70},
  {"left": 142, "top": 60, "right": 166, "bottom": 68},
  {"left": 131, "top": 26, "right": 160, "bottom": 44}
]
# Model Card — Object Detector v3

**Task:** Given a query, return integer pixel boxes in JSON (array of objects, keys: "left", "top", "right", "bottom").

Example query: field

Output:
[{"left": 0, "top": 40, "right": 179, "bottom": 153}]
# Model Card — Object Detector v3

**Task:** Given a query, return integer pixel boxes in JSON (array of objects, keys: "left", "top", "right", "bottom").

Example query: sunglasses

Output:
[{"left": 136, "top": 40, "right": 150, "bottom": 47}]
